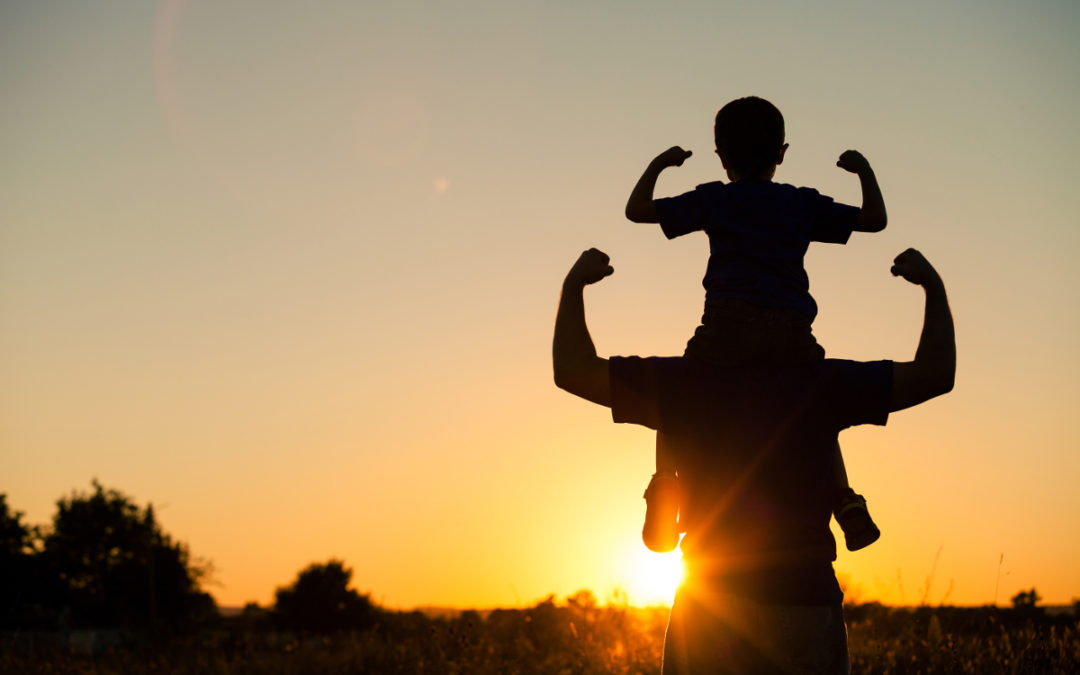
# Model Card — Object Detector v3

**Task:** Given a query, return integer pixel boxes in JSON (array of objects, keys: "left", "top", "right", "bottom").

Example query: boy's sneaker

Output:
[
  {"left": 642, "top": 473, "right": 680, "bottom": 553},
  {"left": 834, "top": 489, "right": 881, "bottom": 552}
]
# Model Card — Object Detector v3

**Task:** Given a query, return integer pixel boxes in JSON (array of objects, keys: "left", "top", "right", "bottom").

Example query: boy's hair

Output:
[{"left": 714, "top": 97, "right": 786, "bottom": 178}]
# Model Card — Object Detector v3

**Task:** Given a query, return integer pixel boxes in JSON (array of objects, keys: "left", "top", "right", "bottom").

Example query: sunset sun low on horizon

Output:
[{"left": 3, "top": 0, "right": 1079, "bottom": 620}]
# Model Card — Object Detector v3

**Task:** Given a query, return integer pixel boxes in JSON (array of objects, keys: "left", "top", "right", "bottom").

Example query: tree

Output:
[
  {"left": 0, "top": 494, "right": 33, "bottom": 557},
  {"left": 274, "top": 559, "right": 377, "bottom": 632},
  {"left": 1011, "top": 588, "right": 1042, "bottom": 611},
  {"left": 0, "top": 495, "right": 49, "bottom": 628},
  {"left": 41, "top": 480, "right": 215, "bottom": 630}
]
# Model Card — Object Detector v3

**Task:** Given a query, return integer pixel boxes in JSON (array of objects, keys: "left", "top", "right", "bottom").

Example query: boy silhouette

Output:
[{"left": 625, "top": 96, "right": 887, "bottom": 553}]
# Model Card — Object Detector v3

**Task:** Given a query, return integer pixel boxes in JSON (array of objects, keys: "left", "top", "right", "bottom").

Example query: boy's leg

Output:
[
  {"left": 832, "top": 440, "right": 850, "bottom": 489},
  {"left": 643, "top": 431, "right": 680, "bottom": 553},
  {"left": 832, "top": 440, "right": 881, "bottom": 551}
]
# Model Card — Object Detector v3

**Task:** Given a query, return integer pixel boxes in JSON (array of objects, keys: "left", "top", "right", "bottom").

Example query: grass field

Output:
[{"left": 3, "top": 598, "right": 1078, "bottom": 674}]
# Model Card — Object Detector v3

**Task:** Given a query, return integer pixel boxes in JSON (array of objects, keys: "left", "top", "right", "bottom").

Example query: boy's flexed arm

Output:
[
  {"left": 837, "top": 150, "right": 887, "bottom": 232},
  {"left": 625, "top": 146, "right": 693, "bottom": 223}
]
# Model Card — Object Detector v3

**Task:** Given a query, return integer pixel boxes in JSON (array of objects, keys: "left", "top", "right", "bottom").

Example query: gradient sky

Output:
[{"left": 3, "top": 0, "right": 1078, "bottom": 609}]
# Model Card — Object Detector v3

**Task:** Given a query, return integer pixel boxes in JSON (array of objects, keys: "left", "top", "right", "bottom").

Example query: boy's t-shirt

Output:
[{"left": 654, "top": 180, "right": 859, "bottom": 321}]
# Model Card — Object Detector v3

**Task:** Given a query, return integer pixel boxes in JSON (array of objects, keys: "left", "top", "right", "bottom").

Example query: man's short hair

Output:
[{"left": 714, "top": 97, "right": 786, "bottom": 178}]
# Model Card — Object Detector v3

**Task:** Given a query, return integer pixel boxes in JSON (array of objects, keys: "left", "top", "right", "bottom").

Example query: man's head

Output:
[{"left": 714, "top": 97, "right": 788, "bottom": 181}]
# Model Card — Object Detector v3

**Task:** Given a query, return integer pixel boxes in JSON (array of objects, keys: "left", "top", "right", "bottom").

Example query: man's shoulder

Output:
[
  {"left": 815, "top": 359, "right": 894, "bottom": 426},
  {"left": 609, "top": 355, "right": 699, "bottom": 429},
  {"left": 614, "top": 355, "right": 889, "bottom": 378}
]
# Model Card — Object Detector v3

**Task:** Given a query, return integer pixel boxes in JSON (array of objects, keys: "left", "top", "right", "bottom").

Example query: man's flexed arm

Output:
[
  {"left": 889, "top": 248, "right": 956, "bottom": 412},
  {"left": 625, "top": 147, "right": 692, "bottom": 223},
  {"left": 553, "top": 249, "right": 615, "bottom": 407}
]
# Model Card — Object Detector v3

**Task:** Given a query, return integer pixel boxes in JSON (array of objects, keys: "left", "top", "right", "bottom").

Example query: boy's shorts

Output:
[{"left": 684, "top": 298, "right": 825, "bottom": 367}]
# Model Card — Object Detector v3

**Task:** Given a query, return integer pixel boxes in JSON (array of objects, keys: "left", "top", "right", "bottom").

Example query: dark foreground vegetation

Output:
[
  {"left": 3, "top": 596, "right": 1079, "bottom": 674},
  {"left": 4, "top": 484, "right": 1079, "bottom": 673}
]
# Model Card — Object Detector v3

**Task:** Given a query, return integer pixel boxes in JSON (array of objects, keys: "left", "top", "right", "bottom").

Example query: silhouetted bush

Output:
[
  {"left": 273, "top": 560, "right": 378, "bottom": 633},
  {"left": 1011, "top": 587, "right": 1044, "bottom": 616}
]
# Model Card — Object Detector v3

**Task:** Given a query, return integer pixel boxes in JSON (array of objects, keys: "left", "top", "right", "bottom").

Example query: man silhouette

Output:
[{"left": 553, "top": 247, "right": 955, "bottom": 673}]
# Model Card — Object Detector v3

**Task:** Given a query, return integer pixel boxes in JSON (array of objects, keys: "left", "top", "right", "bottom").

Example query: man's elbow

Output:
[
  {"left": 858, "top": 213, "right": 887, "bottom": 232},
  {"left": 938, "top": 368, "right": 956, "bottom": 396},
  {"left": 553, "top": 358, "right": 610, "bottom": 406},
  {"left": 553, "top": 360, "right": 585, "bottom": 396},
  {"left": 625, "top": 203, "right": 658, "bottom": 224},
  {"left": 926, "top": 364, "right": 955, "bottom": 399},
  {"left": 553, "top": 365, "right": 574, "bottom": 393}
]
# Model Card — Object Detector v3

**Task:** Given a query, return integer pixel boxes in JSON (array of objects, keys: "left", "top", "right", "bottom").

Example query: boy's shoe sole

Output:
[
  {"left": 835, "top": 492, "right": 881, "bottom": 552},
  {"left": 642, "top": 474, "right": 680, "bottom": 553}
]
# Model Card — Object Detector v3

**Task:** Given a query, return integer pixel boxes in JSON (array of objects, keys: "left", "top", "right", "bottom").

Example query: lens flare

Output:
[{"left": 618, "top": 542, "right": 684, "bottom": 606}]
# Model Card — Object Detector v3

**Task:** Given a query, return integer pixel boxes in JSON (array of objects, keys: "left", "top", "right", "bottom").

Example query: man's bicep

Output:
[
  {"left": 852, "top": 208, "right": 886, "bottom": 233},
  {"left": 609, "top": 356, "right": 667, "bottom": 430},
  {"left": 626, "top": 199, "right": 660, "bottom": 223},
  {"left": 560, "top": 357, "right": 612, "bottom": 408},
  {"left": 889, "top": 361, "right": 937, "bottom": 412},
  {"left": 823, "top": 359, "right": 892, "bottom": 428}
]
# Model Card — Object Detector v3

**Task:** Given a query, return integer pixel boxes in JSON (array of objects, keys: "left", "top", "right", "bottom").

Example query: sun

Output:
[{"left": 617, "top": 541, "right": 685, "bottom": 606}]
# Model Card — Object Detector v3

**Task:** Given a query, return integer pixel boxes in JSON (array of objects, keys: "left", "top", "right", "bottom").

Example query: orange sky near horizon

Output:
[{"left": 2, "top": 1, "right": 1079, "bottom": 610}]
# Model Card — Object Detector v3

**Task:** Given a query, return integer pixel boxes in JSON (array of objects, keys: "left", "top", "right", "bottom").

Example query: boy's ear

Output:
[
  {"left": 776, "top": 143, "right": 789, "bottom": 165},
  {"left": 716, "top": 151, "right": 738, "bottom": 181}
]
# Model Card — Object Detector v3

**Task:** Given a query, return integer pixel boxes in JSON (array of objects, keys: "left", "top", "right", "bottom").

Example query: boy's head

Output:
[{"left": 714, "top": 97, "right": 788, "bottom": 180}]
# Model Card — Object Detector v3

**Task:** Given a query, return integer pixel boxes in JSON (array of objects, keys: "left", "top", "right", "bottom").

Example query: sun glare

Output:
[{"left": 618, "top": 542, "right": 684, "bottom": 606}]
